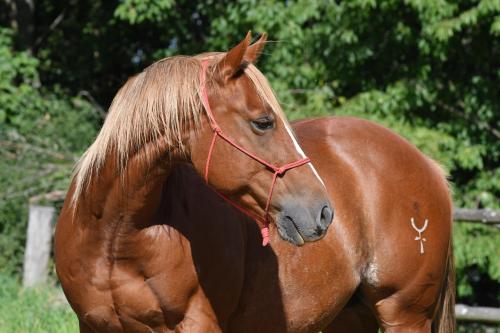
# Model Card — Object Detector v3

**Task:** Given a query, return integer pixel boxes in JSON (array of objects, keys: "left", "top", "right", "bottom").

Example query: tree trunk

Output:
[{"left": 6, "top": 0, "right": 35, "bottom": 53}]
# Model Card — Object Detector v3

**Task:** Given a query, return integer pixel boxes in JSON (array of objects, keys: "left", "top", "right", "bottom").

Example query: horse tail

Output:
[{"left": 432, "top": 239, "right": 456, "bottom": 333}]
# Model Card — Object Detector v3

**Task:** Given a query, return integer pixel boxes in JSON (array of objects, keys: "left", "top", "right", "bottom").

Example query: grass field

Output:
[{"left": 0, "top": 274, "right": 78, "bottom": 333}]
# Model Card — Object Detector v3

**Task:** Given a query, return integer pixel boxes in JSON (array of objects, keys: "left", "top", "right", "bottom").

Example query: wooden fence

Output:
[
  {"left": 22, "top": 200, "right": 500, "bottom": 323},
  {"left": 455, "top": 304, "right": 500, "bottom": 324},
  {"left": 22, "top": 204, "right": 54, "bottom": 287},
  {"left": 454, "top": 208, "right": 500, "bottom": 227},
  {"left": 452, "top": 209, "right": 500, "bottom": 324}
]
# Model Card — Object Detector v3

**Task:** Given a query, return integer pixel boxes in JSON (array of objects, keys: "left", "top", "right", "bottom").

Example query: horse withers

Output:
[{"left": 54, "top": 33, "right": 332, "bottom": 332}]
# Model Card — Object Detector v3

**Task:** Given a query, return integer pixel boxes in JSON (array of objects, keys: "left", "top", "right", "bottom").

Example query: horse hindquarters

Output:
[
  {"left": 364, "top": 198, "right": 453, "bottom": 331},
  {"left": 324, "top": 245, "right": 455, "bottom": 333},
  {"left": 296, "top": 117, "right": 454, "bottom": 333}
]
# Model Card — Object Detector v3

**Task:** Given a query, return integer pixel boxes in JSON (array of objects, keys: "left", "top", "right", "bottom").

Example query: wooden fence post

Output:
[{"left": 22, "top": 204, "right": 55, "bottom": 287}]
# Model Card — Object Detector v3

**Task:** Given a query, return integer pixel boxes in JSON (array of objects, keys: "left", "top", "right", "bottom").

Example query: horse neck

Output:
[{"left": 77, "top": 136, "right": 184, "bottom": 230}]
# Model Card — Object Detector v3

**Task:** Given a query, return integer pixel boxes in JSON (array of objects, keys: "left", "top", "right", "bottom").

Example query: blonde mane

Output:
[{"left": 72, "top": 54, "right": 285, "bottom": 205}]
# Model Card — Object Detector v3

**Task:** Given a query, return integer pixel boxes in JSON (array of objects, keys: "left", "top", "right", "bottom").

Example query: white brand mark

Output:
[{"left": 410, "top": 217, "right": 428, "bottom": 255}]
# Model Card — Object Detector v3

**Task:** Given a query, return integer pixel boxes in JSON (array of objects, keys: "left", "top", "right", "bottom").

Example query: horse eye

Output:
[{"left": 251, "top": 116, "right": 275, "bottom": 132}]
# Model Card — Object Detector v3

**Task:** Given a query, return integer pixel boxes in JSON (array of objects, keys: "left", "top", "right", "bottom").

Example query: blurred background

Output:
[{"left": 0, "top": 0, "right": 498, "bottom": 332}]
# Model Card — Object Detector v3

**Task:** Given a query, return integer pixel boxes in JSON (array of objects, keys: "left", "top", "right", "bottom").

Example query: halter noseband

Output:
[{"left": 199, "top": 59, "right": 311, "bottom": 246}]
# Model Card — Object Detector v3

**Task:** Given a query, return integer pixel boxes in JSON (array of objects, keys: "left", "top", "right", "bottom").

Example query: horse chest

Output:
[{"left": 78, "top": 258, "right": 201, "bottom": 332}]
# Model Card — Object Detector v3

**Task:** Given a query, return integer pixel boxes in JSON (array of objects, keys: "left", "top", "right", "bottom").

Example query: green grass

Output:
[{"left": 0, "top": 274, "right": 78, "bottom": 333}]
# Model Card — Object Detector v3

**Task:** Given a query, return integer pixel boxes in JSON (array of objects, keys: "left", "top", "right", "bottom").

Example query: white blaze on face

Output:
[{"left": 281, "top": 119, "right": 326, "bottom": 188}]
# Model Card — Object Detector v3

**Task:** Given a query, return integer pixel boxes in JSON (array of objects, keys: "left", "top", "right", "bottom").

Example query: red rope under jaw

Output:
[{"left": 199, "top": 59, "right": 311, "bottom": 246}]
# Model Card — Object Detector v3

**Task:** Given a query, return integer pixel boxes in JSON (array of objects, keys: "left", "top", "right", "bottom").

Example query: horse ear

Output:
[
  {"left": 216, "top": 31, "right": 252, "bottom": 82},
  {"left": 244, "top": 33, "right": 267, "bottom": 63}
]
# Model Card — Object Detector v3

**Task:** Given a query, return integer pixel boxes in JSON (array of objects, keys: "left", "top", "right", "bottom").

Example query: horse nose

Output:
[
  {"left": 317, "top": 203, "right": 333, "bottom": 229},
  {"left": 276, "top": 200, "right": 334, "bottom": 245}
]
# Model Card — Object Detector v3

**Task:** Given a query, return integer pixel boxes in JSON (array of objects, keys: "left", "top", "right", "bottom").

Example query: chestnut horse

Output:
[
  {"left": 55, "top": 33, "right": 333, "bottom": 332},
  {"left": 112, "top": 117, "right": 452, "bottom": 333},
  {"left": 55, "top": 34, "right": 454, "bottom": 332}
]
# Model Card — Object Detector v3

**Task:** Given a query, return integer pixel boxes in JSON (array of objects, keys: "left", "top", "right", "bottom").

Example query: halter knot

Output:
[{"left": 275, "top": 167, "right": 286, "bottom": 175}]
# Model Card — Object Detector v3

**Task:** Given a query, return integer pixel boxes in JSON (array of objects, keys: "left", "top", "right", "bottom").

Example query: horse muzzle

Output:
[{"left": 276, "top": 201, "right": 334, "bottom": 246}]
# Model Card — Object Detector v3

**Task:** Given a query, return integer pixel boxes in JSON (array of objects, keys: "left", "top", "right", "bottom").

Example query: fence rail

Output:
[
  {"left": 456, "top": 304, "right": 500, "bottom": 324},
  {"left": 454, "top": 208, "right": 500, "bottom": 225}
]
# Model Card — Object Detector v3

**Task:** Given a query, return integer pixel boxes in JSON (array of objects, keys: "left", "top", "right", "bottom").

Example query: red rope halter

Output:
[{"left": 199, "top": 59, "right": 311, "bottom": 246}]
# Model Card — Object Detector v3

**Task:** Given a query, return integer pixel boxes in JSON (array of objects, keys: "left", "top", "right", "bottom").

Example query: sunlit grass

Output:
[{"left": 0, "top": 275, "right": 78, "bottom": 333}]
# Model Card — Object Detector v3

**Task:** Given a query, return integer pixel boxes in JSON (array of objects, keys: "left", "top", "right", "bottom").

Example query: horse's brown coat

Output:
[
  {"left": 230, "top": 117, "right": 453, "bottom": 333},
  {"left": 56, "top": 116, "right": 454, "bottom": 332},
  {"left": 55, "top": 34, "right": 335, "bottom": 332}
]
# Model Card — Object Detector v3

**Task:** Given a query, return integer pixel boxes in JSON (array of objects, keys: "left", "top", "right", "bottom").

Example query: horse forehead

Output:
[{"left": 218, "top": 74, "right": 267, "bottom": 111}]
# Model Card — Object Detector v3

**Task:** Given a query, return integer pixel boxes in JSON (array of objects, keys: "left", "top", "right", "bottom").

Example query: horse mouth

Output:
[{"left": 276, "top": 216, "right": 305, "bottom": 246}]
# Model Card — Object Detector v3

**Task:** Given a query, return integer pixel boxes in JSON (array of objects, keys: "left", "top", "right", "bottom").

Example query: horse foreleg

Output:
[
  {"left": 174, "top": 288, "right": 222, "bottom": 333},
  {"left": 79, "top": 319, "right": 95, "bottom": 333}
]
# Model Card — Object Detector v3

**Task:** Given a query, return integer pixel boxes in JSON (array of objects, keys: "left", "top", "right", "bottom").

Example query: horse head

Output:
[{"left": 189, "top": 33, "right": 333, "bottom": 246}]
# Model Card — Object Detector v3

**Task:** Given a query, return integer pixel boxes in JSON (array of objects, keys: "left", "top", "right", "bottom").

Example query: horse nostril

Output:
[
  {"left": 314, "top": 225, "right": 325, "bottom": 237},
  {"left": 319, "top": 204, "right": 333, "bottom": 227}
]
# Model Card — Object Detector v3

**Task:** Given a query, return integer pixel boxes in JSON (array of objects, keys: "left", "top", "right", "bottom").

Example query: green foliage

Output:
[
  {"left": 114, "top": 0, "right": 175, "bottom": 24},
  {"left": 0, "top": 0, "right": 498, "bottom": 309},
  {"left": 0, "top": 274, "right": 78, "bottom": 332},
  {"left": 0, "top": 200, "right": 27, "bottom": 276},
  {"left": 0, "top": 27, "right": 99, "bottom": 275},
  {"left": 454, "top": 223, "right": 500, "bottom": 303}
]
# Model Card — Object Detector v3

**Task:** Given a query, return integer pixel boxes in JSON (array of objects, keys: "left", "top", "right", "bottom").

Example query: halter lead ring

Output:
[{"left": 199, "top": 59, "right": 311, "bottom": 246}]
